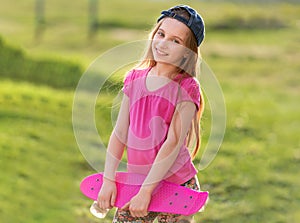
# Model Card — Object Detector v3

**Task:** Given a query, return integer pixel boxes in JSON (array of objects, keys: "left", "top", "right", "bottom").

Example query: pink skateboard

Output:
[{"left": 80, "top": 172, "right": 209, "bottom": 216}]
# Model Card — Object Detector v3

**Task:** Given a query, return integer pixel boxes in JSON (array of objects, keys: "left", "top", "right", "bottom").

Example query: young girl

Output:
[{"left": 97, "top": 5, "right": 205, "bottom": 223}]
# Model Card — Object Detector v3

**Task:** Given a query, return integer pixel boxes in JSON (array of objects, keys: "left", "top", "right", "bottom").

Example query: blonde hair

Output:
[{"left": 135, "top": 8, "right": 205, "bottom": 159}]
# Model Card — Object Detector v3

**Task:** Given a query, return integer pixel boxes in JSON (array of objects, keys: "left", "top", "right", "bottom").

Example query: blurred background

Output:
[{"left": 0, "top": 0, "right": 299, "bottom": 222}]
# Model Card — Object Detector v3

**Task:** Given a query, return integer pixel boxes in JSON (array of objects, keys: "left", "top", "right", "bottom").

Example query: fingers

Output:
[
  {"left": 111, "top": 191, "right": 116, "bottom": 207},
  {"left": 97, "top": 195, "right": 112, "bottom": 210},
  {"left": 130, "top": 207, "right": 148, "bottom": 218},
  {"left": 121, "top": 202, "right": 148, "bottom": 217},
  {"left": 97, "top": 181, "right": 117, "bottom": 210}
]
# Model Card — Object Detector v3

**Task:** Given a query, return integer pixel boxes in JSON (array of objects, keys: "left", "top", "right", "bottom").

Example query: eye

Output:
[
  {"left": 156, "top": 31, "right": 165, "bottom": 37},
  {"left": 173, "top": 39, "right": 180, "bottom": 44}
]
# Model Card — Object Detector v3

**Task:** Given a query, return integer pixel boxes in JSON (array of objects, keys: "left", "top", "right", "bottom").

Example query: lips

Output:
[{"left": 155, "top": 48, "right": 168, "bottom": 56}]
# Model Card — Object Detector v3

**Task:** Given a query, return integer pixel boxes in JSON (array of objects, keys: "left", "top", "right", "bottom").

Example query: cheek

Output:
[
  {"left": 170, "top": 46, "right": 185, "bottom": 58},
  {"left": 152, "top": 35, "right": 162, "bottom": 47},
  {"left": 152, "top": 38, "right": 158, "bottom": 48},
  {"left": 152, "top": 33, "right": 162, "bottom": 44},
  {"left": 151, "top": 40, "right": 158, "bottom": 54}
]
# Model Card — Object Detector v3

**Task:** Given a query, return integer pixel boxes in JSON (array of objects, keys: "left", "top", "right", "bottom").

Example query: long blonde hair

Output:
[{"left": 135, "top": 8, "right": 205, "bottom": 159}]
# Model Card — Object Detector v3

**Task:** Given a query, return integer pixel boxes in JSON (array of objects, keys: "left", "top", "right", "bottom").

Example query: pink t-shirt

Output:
[{"left": 122, "top": 67, "right": 200, "bottom": 185}]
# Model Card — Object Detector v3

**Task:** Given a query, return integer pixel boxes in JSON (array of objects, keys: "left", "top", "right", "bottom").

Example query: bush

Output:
[
  {"left": 211, "top": 14, "right": 287, "bottom": 30},
  {"left": 0, "top": 36, "right": 83, "bottom": 89}
]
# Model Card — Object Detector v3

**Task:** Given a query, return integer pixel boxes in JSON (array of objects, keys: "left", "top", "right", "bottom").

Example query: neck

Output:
[{"left": 152, "top": 62, "right": 178, "bottom": 78}]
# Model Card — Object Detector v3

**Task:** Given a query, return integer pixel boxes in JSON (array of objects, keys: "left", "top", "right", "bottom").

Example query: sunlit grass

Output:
[{"left": 0, "top": 0, "right": 299, "bottom": 222}]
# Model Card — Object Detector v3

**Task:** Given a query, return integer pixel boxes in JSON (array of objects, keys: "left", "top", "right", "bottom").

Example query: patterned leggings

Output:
[{"left": 112, "top": 176, "right": 200, "bottom": 223}]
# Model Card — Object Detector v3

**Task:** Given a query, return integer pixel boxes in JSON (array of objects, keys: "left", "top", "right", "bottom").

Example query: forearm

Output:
[
  {"left": 103, "top": 95, "right": 129, "bottom": 181},
  {"left": 103, "top": 131, "right": 125, "bottom": 181},
  {"left": 141, "top": 102, "right": 196, "bottom": 194},
  {"left": 140, "top": 140, "right": 181, "bottom": 193}
]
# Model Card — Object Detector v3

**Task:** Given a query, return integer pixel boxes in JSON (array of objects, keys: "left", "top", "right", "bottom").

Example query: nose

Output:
[{"left": 156, "top": 39, "right": 169, "bottom": 50}]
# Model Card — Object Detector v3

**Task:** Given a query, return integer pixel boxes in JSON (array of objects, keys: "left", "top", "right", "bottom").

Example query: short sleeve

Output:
[
  {"left": 177, "top": 77, "right": 201, "bottom": 110},
  {"left": 122, "top": 69, "right": 135, "bottom": 96}
]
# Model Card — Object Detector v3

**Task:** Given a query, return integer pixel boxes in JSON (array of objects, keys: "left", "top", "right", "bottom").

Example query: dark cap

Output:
[{"left": 157, "top": 5, "right": 205, "bottom": 46}]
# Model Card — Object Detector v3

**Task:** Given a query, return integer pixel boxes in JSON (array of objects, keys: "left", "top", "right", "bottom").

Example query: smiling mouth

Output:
[{"left": 155, "top": 48, "right": 168, "bottom": 56}]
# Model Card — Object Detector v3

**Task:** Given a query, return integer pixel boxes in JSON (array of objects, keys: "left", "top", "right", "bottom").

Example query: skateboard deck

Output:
[{"left": 80, "top": 172, "right": 209, "bottom": 216}]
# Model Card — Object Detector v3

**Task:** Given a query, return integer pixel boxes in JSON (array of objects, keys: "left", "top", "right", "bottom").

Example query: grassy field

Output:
[{"left": 0, "top": 0, "right": 299, "bottom": 222}]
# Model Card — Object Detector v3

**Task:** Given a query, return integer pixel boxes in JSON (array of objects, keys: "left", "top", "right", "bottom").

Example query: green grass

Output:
[
  {"left": 0, "top": 81, "right": 82, "bottom": 222},
  {"left": 0, "top": 0, "right": 300, "bottom": 222},
  {"left": 1, "top": 53, "right": 299, "bottom": 222},
  {"left": 0, "top": 80, "right": 121, "bottom": 222}
]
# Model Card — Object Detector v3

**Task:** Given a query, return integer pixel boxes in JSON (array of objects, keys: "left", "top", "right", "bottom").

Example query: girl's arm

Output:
[
  {"left": 122, "top": 101, "right": 196, "bottom": 217},
  {"left": 103, "top": 95, "right": 130, "bottom": 180},
  {"left": 98, "top": 95, "right": 129, "bottom": 209},
  {"left": 142, "top": 101, "right": 196, "bottom": 191}
]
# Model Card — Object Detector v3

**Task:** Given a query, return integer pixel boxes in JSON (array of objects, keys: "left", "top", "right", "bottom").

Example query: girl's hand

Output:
[
  {"left": 121, "top": 189, "right": 151, "bottom": 217},
  {"left": 97, "top": 178, "right": 117, "bottom": 210}
]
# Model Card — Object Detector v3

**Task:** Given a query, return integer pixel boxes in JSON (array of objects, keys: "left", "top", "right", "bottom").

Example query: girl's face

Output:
[{"left": 152, "top": 18, "right": 191, "bottom": 68}]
